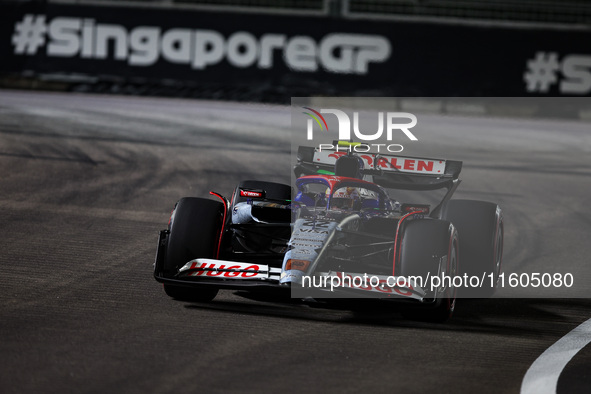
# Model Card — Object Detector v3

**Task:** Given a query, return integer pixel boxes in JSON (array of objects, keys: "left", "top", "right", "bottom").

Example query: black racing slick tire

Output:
[
  {"left": 441, "top": 200, "right": 503, "bottom": 298},
  {"left": 163, "top": 197, "right": 224, "bottom": 302},
  {"left": 398, "top": 220, "right": 459, "bottom": 323}
]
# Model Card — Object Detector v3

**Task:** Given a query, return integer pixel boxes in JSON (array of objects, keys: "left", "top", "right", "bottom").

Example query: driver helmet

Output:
[{"left": 331, "top": 187, "right": 360, "bottom": 210}]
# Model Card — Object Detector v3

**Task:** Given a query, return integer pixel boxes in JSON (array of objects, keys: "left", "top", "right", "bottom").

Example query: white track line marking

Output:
[{"left": 521, "top": 318, "right": 591, "bottom": 394}]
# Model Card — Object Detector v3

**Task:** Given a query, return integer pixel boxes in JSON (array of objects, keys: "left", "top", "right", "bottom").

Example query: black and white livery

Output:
[{"left": 154, "top": 143, "right": 503, "bottom": 321}]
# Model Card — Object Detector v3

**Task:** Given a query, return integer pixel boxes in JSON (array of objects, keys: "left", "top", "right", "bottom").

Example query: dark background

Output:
[{"left": 1, "top": 0, "right": 590, "bottom": 100}]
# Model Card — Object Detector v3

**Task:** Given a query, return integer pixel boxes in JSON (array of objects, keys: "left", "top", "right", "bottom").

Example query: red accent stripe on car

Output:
[{"left": 392, "top": 211, "right": 419, "bottom": 277}]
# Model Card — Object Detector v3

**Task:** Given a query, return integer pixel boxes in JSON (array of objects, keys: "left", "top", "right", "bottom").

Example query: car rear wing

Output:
[{"left": 294, "top": 144, "right": 462, "bottom": 191}]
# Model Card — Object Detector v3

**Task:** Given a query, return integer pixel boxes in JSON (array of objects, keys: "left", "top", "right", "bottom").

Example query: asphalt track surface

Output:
[{"left": 1, "top": 90, "right": 590, "bottom": 394}]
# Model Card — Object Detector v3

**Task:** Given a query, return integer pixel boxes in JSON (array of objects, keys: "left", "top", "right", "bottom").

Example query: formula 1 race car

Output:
[{"left": 154, "top": 142, "right": 503, "bottom": 322}]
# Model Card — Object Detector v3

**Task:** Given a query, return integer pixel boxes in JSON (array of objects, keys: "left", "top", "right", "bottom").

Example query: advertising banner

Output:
[{"left": 1, "top": 2, "right": 591, "bottom": 96}]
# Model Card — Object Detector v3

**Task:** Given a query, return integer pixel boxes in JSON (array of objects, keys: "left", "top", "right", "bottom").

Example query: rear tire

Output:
[
  {"left": 399, "top": 220, "right": 458, "bottom": 323},
  {"left": 163, "top": 197, "right": 224, "bottom": 302},
  {"left": 441, "top": 200, "right": 503, "bottom": 297}
]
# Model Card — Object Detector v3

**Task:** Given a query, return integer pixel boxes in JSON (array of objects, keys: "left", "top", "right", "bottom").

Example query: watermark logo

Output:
[
  {"left": 304, "top": 108, "right": 418, "bottom": 151},
  {"left": 302, "top": 107, "right": 329, "bottom": 135}
]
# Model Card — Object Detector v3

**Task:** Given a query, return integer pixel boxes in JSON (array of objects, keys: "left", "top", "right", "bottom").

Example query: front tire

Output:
[
  {"left": 441, "top": 200, "right": 503, "bottom": 297},
  {"left": 163, "top": 197, "right": 224, "bottom": 302}
]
